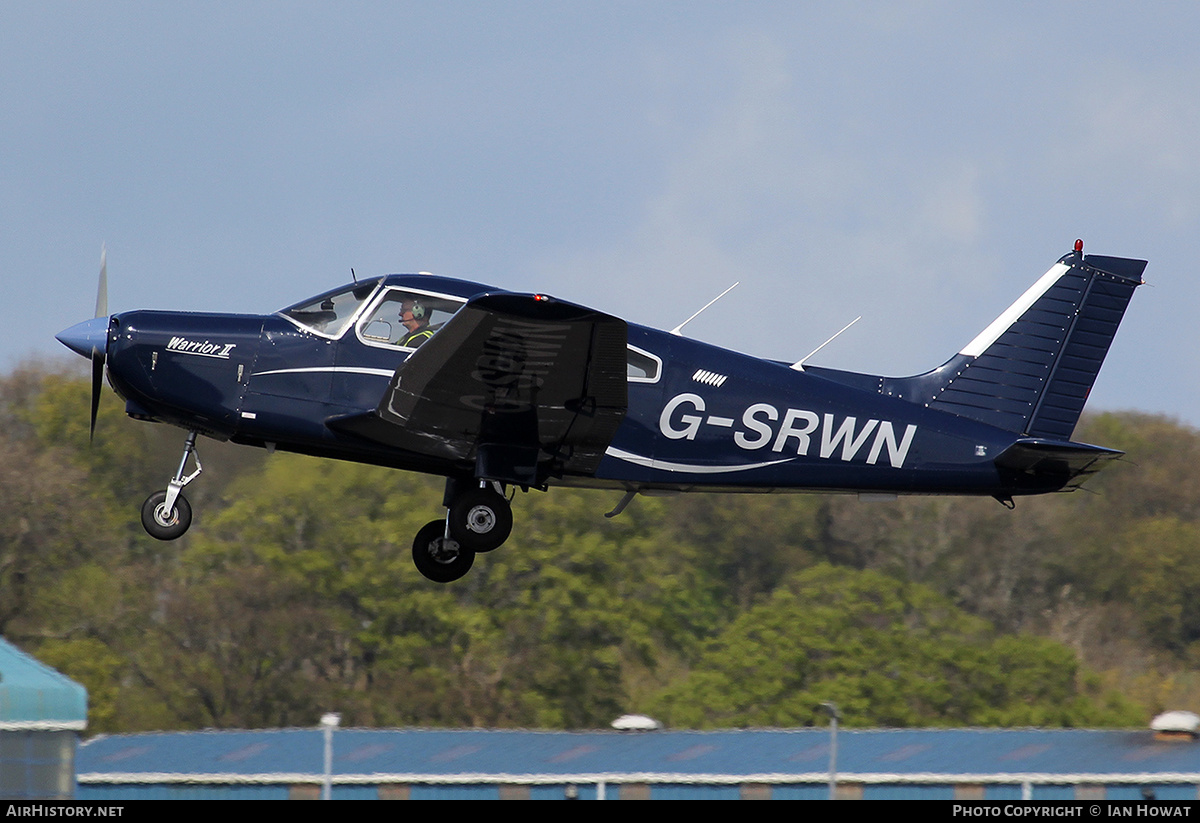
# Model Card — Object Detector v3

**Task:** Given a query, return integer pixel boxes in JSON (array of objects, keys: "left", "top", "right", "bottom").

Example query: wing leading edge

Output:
[{"left": 328, "top": 292, "right": 628, "bottom": 487}]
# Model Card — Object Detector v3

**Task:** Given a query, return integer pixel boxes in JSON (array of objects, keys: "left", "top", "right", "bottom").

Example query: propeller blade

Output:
[
  {"left": 90, "top": 245, "right": 109, "bottom": 441},
  {"left": 95, "top": 244, "right": 108, "bottom": 318},
  {"left": 89, "top": 347, "right": 104, "bottom": 442}
]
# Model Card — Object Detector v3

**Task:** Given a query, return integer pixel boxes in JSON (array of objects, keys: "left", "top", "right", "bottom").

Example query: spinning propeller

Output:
[{"left": 55, "top": 246, "right": 112, "bottom": 441}]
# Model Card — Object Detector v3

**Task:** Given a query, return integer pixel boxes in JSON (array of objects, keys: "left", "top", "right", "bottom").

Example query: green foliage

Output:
[
  {"left": 656, "top": 492, "right": 827, "bottom": 610},
  {"left": 177, "top": 455, "right": 727, "bottom": 728},
  {"left": 1116, "top": 517, "right": 1200, "bottom": 656},
  {"left": 7, "top": 369, "right": 1199, "bottom": 733},
  {"left": 646, "top": 564, "right": 1141, "bottom": 728},
  {"left": 31, "top": 636, "right": 125, "bottom": 731}
]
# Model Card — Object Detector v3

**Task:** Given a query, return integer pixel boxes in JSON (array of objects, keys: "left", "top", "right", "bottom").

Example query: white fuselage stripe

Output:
[
  {"left": 605, "top": 446, "right": 791, "bottom": 474},
  {"left": 251, "top": 367, "right": 395, "bottom": 378}
]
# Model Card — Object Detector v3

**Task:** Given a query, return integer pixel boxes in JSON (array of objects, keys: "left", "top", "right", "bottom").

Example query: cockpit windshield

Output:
[{"left": 279, "top": 282, "right": 379, "bottom": 337}]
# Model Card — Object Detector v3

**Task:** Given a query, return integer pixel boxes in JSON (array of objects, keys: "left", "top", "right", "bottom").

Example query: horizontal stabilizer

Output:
[{"left": 994, "top": 438, "right": 1123, "bottom": 489}]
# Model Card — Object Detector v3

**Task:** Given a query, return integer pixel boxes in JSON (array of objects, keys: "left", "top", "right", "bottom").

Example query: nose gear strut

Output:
[{"left": 140, "top": 430, "right": 202, "bottom": 540}]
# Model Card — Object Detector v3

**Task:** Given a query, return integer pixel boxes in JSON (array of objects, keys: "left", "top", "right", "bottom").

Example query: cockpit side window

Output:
[
  {"left": 280, "top": 283, "right": 379, "bottom": 338},
  {"left": 358, "top": 288, "right": 465, "bottom": 350},
  {"left": 627, "top": 345, "right": 661, "bottom": 382}
]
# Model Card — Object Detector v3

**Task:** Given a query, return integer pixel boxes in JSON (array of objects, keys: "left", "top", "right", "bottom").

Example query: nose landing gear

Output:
[{"left": 140, "top": 431, "right": 202, "bottom": 541}]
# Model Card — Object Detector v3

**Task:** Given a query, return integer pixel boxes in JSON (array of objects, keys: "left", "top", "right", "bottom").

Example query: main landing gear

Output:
[
  {"left": 411, "top": 480, "right": 514, "bottom": 583},
  {"left": 140, "top": 431, "right": 201, "bottom": 541}
]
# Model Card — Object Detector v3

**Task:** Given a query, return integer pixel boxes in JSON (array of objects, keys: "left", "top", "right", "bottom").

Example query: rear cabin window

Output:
[{"left": 627, "top": 346, "right": 661, "bottom": 382}]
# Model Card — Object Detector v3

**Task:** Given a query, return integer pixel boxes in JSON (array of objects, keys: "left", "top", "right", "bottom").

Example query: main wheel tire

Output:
[
  {"left": 412, "top": 519, "right": 475, "bottom": 583},
  {"left": 141, "top": 491, "right": 192, "bottom": 541},
  {"left": 448, "top": 488, "right": 513, "bottom": 552}
]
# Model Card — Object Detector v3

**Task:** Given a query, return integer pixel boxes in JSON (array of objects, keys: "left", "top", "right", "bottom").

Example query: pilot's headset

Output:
[{"left": 401, "top": 299, "right": 427, "bottom": 321}]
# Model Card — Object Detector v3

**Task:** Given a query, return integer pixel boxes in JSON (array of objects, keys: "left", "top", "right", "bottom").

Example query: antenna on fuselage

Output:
[
  {"left": 791, "top": 315, "right": 861, "bottom": 371},
  {"left": 350, "top": 268, "right": 358, "bottom": 284},
  {"left": 670, "top": 281, "right": 739, "bottom": 337}
]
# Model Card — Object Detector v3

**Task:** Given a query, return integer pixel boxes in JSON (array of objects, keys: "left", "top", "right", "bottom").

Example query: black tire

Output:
[
  {"left": 412, "top": 519, "right": 475, "bottom": 583},
  {"left": 141, "top": 491, "right": 192, "bottom": 541},
  {"left": 448, "top": 488, "right": 513, "bottom": 552}
]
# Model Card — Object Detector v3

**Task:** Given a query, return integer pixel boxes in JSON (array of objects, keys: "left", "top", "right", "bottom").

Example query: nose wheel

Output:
[
  {"left": 141, "top": 490, "right": 192, "bottom": 540},
  {"left": 141, "top": 431, "right": 202, "bottom": 541}
]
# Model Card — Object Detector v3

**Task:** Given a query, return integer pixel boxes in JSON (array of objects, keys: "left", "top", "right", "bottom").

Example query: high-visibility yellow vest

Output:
[{"left": 401, "top": 328, "right": 434, "bottom": 348}]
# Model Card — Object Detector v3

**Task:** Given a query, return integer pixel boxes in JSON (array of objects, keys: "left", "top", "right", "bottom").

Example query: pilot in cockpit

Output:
[{"left": 397, "top": 299, "right": 435, "bottom": 349}]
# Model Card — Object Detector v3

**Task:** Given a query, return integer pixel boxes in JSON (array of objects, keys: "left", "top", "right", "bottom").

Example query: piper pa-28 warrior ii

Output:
[{"left": 57, "top": 240, "right": 1145, "bottom": 582}]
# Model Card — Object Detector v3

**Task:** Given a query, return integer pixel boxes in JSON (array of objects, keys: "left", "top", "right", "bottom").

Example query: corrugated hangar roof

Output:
[
  {"left": 0, "top": 638, "right": 87, "bottom": 730},
  {"left": 77, "top": 727, "right": 1200, "bottom": 784}
]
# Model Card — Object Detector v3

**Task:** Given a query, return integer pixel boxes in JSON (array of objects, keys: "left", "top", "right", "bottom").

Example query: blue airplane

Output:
[{"left": 57, "top": 240, "right": 1144, "bottom": 582}]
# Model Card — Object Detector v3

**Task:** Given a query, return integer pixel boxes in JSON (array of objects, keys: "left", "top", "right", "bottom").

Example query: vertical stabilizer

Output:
[{"left": 885, "top": 245, "right": 1144, "bottom": 438}]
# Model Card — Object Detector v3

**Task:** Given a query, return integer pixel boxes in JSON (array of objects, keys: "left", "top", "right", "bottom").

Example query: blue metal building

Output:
[
  {"left": 75, "top": 726, "right": 1200, "bottom": 800},
  {"left": 0, "top": 638, "right": 87, "bottom": 799}
]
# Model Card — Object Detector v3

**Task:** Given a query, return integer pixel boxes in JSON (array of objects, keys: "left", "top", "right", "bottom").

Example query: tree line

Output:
[{"left": 3, "top": 364, "right": 1196, "bottom": 733}]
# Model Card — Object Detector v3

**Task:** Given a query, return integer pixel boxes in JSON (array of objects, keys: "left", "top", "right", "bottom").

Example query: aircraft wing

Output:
[{"left": 328, "top": 292, "right": 628, "bottom": 487}]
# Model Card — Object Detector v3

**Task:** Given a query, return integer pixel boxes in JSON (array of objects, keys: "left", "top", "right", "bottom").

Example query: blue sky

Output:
[{"left": 5, "top": 2, "right": 1198, "bottom": 425}]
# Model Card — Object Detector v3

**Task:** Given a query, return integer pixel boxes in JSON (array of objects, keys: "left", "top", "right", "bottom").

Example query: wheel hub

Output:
[
  {"left": 465, "top": 505, "right": 497, "bottom": 534},
  {"left": 153, "top": 504, "right": 179, "bottom": 528}
]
